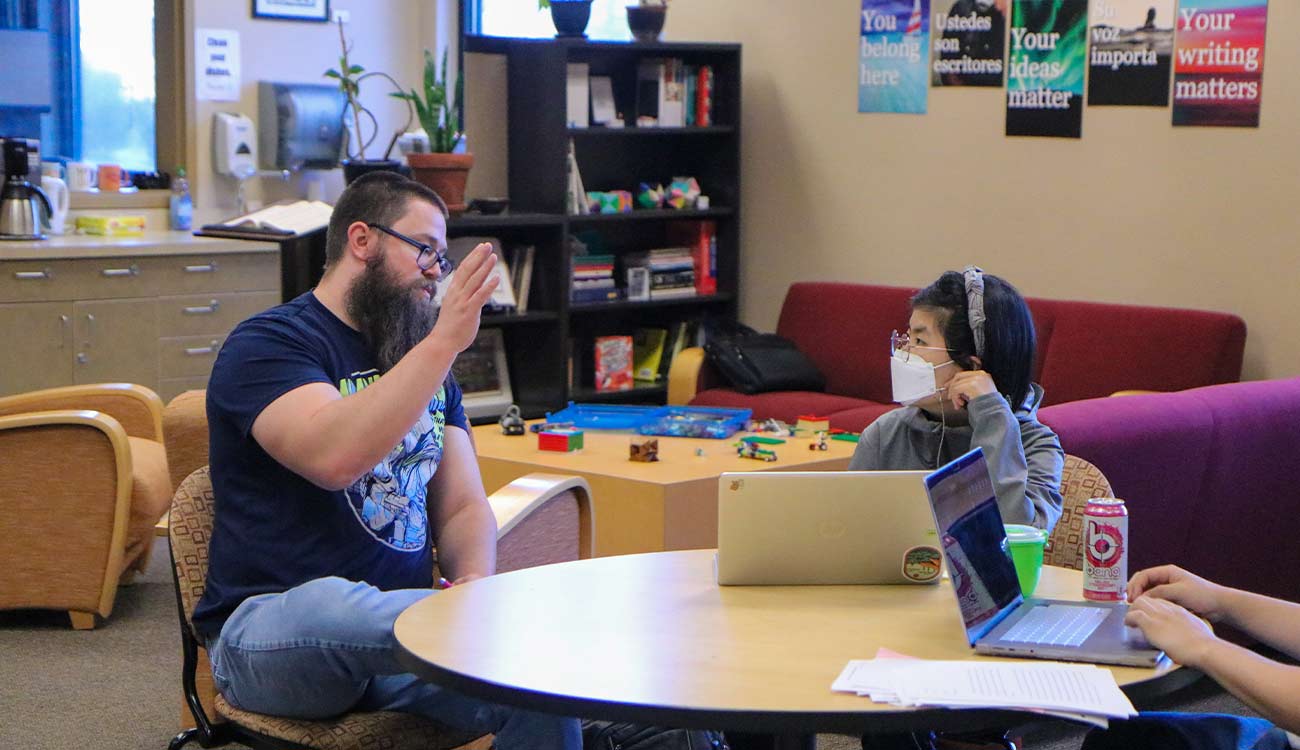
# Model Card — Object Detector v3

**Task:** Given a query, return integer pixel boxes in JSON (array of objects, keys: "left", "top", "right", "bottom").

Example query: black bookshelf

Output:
[{"left": 463, "top": 36, "right": 741, "bottom": 414}]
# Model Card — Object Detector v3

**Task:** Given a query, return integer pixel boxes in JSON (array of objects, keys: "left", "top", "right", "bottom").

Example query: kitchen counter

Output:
[{"left": 0, "top": 231, "right": 277, "bottom": 260}]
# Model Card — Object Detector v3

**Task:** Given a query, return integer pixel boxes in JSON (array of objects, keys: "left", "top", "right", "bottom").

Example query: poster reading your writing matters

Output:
[
  {"left": 859, "top": 0, "right": 931, "bottom": 114},
  {"left": 931, "top": 0, "right": 1007, "bottom": 87},
  {"left": 1087, "top": 0, "right": 1176, "bottom": 106},
  {"left": 1173, "top": 0, "right": 1269, "bottom": 127},
  {"left": 1005, "top": 0, "right": 1087, "bottom": 138}
]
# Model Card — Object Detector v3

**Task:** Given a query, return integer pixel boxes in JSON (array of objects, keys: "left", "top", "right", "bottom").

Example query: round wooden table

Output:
[{"left": 394, "top": 550, "right": 1194, "bottom": 748}]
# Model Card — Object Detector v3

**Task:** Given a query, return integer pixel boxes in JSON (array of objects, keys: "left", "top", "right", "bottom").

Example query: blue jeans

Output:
[{"left": 206, "top": 576, "right": 582, "bottom": 750}]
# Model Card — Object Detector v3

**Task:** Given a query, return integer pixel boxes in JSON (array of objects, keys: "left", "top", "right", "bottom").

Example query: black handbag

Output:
[
  {"left": 703, "top": 324, "right": 826, "bottom": 395},
  {"left": 582, "top": 720, "right": 728, "bottom": 750}
]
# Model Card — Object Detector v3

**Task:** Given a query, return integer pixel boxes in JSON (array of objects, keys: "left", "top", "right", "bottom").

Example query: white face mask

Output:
[{"left": 890, "top": 351, "right": 953, "bottom": 405}]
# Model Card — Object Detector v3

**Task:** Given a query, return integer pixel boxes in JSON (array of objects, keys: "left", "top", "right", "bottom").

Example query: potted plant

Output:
[
  {"left": 626, "top": 0, "right": 669, "bottom": 42},
  {"left": 391, "top": 48, "right": 473, "bottom": 213},
  {"left": 538, "top": 0, "right": 594, "bottom": 38},
  {"left": 324, "top": 19, "right": 413, "bottom": 184}
]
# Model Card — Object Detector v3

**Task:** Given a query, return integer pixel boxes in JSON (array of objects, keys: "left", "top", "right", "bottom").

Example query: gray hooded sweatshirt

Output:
[{"left": 847, "top": 384, "right": 1064, "bottom": 531}]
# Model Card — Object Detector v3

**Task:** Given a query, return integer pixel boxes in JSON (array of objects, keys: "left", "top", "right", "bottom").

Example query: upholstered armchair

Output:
[{"left": 0, "top": 383, "right": 173, "bottom": 629}]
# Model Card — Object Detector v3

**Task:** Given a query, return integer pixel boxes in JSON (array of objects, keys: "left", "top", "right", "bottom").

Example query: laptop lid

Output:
[
  {"left": 716, "top": 470, "right": 940, "bottom": 585},
  {"left": 922, "top": 448, "right": 1025, "bottom": 645}
]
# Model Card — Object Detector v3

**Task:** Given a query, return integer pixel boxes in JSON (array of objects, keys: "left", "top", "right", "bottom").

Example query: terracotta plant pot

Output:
[
  {"left": 549, "top": 0, "right": 593, "bottom": 38},
  {"left": 406, "top": 152, "right": 475, "bottom": 214},
  {"left": 626, "top": 5, "right": 667, "bottom": 42}
]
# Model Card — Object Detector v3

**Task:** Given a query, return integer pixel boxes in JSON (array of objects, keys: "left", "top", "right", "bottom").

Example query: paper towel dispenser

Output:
[{"left": 258, "top": 82, "right": 346, "bottom": 170}]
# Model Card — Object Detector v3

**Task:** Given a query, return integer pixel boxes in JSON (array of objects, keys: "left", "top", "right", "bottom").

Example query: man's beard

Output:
[{"left": 345, "top": 253, "right": 437, "bottom": 372}]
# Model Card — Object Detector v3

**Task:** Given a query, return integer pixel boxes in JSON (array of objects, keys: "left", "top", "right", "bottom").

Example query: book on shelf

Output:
[
  {"left": 589, "top": 75, "right": 617, "bottom": 126},
  {"left": 657, "top": 319, "right": 699, "bottom": 381},
  {"left": 667, "top": 221, "right": 717, "bottom": 295},
  {"left": 197, "top": 199, "right": 332, "bottom": 238},
  {"left": 565, "top": 139, "right": 587, "bottom": 215},
  {"left": 510, "top": 245, "right": 535, "bottom": 313},
  {"left": 440, "top": 236, "right": 517, "bottom": 312},
  {"left": 566, "top": 62, "right": 590, "bottom": 128},
  {"left": 633, "top": 327, "right": 669, "bottom": 382},
  {"left": 635, "top": 58, "right": 685, "bottom": 127},
  {"left": 594, "top": 335, "right": 634, "bottom": 392},
  {"left": 696, "top": 65, "right": 714, "bottom": 126}
]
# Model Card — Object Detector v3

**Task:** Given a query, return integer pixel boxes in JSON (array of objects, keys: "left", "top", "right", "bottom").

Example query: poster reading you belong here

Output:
[
  {"left": 858, "top": 0, "right": 931, "bottom": 114},
  {"left": 1005, "top": 0, "right": 1088, "bottom": 138},
  {"left": 1172, "top": 0, "right": 1269, "bottom": 127}
]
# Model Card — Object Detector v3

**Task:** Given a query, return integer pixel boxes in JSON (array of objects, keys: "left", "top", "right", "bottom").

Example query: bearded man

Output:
[{"left": 197, "top": 171, "right": 582, "bottom": 750}]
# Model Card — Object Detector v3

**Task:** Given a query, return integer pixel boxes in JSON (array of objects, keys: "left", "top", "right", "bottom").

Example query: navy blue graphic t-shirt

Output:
[{"left": 193, "top": 292, "right": 468, "bottom": 639}]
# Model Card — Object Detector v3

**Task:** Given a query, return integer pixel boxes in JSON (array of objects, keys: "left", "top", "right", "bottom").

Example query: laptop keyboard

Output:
[{"left": 1001, "top": 604, "right": 1109, "bottom": 647}]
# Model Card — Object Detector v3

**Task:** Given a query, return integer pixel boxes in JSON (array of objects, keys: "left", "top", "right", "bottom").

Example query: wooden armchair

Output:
[
  {"left": 0, "top": 383, "right": 173, "bottom": 629},
  {"left": 161, "top": 391, "right": 596, "bottom": 739}
]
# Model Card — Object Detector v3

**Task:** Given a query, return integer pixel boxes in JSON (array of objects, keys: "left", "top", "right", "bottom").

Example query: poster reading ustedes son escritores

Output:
[{"left": 1172, "top": 0, "right": 1269, "bottom": 127}]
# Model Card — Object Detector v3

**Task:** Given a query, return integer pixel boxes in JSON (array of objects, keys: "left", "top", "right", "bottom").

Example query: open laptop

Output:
[
  {"left": 716, "top": 471, "right": 942, "bottom": 585},
  {"left": 923, "top": 448, "right": 1164, "bottom": 667}
]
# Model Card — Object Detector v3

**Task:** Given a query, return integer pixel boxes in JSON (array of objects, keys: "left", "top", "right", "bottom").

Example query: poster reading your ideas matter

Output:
[
  {"left": 1005, "top": 0, "right": 1088, "bottom": 138},
  {"left": 859, "top": 0, "right": 931, "bottom": 114},
  {"left": 1172, "top": 0, "right": 1269, "bottom": 127},
  {"left": 1087, "top": 0, "right": 1176, "bottom": 106}
]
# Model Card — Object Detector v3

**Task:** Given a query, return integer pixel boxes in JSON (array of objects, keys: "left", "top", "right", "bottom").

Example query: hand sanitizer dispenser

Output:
[{"left": 212, "top": 112, "right": 257, "bottom": 178}]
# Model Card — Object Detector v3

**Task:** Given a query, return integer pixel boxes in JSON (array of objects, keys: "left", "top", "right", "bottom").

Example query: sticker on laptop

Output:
[{"left": 902, "top": 546, "right": 943, "bottom": 582}]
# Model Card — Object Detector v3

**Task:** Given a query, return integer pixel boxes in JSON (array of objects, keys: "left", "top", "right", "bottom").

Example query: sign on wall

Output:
[
  {"left": 930, "top": 0, "right": 1007, "bottom": 87},
  {"left": 1005, "top": 0, "right": 1088, "bottom": 138},
  {"left": 859, "top": 0, "right": 932, "bottom": 114},
  {"left": 195, "top": 28, "right": 241, "bottom": 102},
  {"left": 1087, "top": 0, "right": 1176, "bottom": 106},
  {"left": 1172, "top": 0, "right": 1268, "bottom": 127}
]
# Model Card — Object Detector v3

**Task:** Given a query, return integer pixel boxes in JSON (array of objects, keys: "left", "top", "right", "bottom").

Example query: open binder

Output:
[{"left": 196, "top": 200, "right": 333, "bottom": 240}]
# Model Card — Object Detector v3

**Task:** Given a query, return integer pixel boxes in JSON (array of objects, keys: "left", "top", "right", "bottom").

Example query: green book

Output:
[{"left": 633, "top": 328, "right": 669, "bottom": 383}]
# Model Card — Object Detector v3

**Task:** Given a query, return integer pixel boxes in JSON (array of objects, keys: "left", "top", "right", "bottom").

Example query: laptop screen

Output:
[{"left": 924, "top": 448, "right": 1024, "bottom": 645}]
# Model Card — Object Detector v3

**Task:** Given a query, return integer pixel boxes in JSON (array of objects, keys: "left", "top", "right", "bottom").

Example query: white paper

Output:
[
  {"left": 195, "top": 28, "right": 241, "bottom": 102},
  {"left": 590, "top": 76, "right": 616, "bottom": 124},
  {"left": 566, "top": 63, "right": 589, "bottom": 128}
]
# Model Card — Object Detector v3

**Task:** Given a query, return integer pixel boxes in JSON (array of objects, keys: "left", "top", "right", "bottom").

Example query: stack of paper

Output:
[{"left": 832, "top": 651, "right": 1137, "bottom": 729}]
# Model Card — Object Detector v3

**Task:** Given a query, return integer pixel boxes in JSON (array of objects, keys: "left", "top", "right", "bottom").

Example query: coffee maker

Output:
[{"left": 1, "top": 137, "right": 52, "bottom": 240}]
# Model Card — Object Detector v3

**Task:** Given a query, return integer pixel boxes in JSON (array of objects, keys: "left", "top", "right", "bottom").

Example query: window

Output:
[
  {"left": 466, "top": 0, "right": 631, "bottom": 41},
  {"left": 1, "top": 0, "right": 163, "bottom": 172}
]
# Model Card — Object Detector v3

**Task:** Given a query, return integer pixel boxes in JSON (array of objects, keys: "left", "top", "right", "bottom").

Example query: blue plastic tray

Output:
[
  {"left": 543, "top": 402, "right": 665, "bottom": 431},
  {"left": 637, "top": 406, "right": 752, "bottom": 440}
]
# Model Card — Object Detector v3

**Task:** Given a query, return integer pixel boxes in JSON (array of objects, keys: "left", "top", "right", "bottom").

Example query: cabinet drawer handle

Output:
[
  {"left": 185, "top": 340, "right": 221, "bottom": 356},
  {"left": 101, "top": 264, "right": 140, "bottom": 277},
  {"left": 14, "top": 269, "right": 53, "bottom": 280},
  {"left": 183, "top": 300, "right": 221, "bottom": 315},
  {"left": 184, "top": 262, "right": 218, "bottom": 273}
]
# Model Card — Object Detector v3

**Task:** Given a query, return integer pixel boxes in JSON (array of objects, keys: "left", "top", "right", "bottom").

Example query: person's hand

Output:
[
  {"left": 427, "top": 243, "right": 500, "bottom": 354},
  {"left": 1124, "top": 595, "right": 1218, "bottom": 667},
  {"left": 1127, "top": 564, "right": 1230, "bottom": 623},
  {"left": 945, "top": 370, "right": 997, "bottom": 409}
]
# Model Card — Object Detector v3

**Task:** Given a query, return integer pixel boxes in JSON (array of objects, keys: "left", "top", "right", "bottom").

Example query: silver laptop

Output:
[
  {"left": 716, "top": 470, "right": 942, "bottom": 585},
  {"left": 923, "top": 448, "right": 1164, "bottom": 668}
]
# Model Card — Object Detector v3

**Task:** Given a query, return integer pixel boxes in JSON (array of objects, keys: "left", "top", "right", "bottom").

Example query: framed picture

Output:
[
  {"left": 452, "top": 327, "right": 515, "bottom": 420},
  {"left": 252, "top": 0, "right": 330, "bottom": 22}
]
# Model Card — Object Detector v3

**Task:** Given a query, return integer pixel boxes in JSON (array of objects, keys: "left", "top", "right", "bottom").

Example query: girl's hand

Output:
[{"left": 946, "top": 370, "right": 997, "bottom": 409}]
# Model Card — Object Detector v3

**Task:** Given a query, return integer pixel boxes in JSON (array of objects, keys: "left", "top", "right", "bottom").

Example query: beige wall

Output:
[
  {"left": 182, "top": 0, "right": 445, "bottom": 225},
  {"left": 467, "top": 1, "right": 1298, "bottom": 381}
]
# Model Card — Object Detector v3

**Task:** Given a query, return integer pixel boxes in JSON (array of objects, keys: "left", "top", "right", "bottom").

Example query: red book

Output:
[
  {"left": 667, "top": 220, "right": 717, "bottom": 295},
  {"left": 594, "top": 335, "right": 634, "bottom": 392},
  {"left": 696, "top": 66, "right": 713, "bottom": 127}
]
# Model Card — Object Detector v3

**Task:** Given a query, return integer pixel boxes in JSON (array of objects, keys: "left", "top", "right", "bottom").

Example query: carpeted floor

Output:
[{"left": 0, "top": 538, "right": 1265, "bottom": 750}]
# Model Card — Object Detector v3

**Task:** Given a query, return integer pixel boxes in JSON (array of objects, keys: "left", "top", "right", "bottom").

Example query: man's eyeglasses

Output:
[
  {"left": 368, "top": 223, "right": 452, "bottom": 275},
  {"left": 890, "top": 330, "right": 953, "bottom": 363}
]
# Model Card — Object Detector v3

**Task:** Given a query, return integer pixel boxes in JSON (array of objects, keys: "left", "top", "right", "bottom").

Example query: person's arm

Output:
[
  {"left": 252, "top": 246, "right": 499, "bottom": 490},
  {"left": 964, "top": 389, "right": 1063, "bottom": 529},
  {"left": 426, "top": 424, "right": 497, "bottom": 584}
]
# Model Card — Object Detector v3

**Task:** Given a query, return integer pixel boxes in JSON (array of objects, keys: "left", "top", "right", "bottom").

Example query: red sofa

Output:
[
  {"left": 673, "top": 282, "right": 1247, "bottom": 433},
  {"left": 1039, "top": 378, "right": 1300, "bottom": 606}
]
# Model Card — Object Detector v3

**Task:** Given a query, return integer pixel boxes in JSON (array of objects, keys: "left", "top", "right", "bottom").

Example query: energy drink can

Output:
[{"left": 1083, "top": 498, "right": 1129, "bottom": 602}]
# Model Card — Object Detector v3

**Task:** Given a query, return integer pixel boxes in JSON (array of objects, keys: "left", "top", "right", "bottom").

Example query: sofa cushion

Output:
[
  {"left": 125, "top": 437, "right": 172, "bottom": 571},
  {"left": 776, "top": 283, "right": 914, "bottom": 403},
  {"left": 824, "top": 403, "right": 900, "bottom": 434},
  {"left": 690, "top": 388, "right": 873, "bottom": 425}
]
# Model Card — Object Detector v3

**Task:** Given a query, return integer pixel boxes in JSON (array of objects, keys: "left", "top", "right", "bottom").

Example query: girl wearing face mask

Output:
[{"left": 847, "top": 267, "right": 1065, "bottom": 531}]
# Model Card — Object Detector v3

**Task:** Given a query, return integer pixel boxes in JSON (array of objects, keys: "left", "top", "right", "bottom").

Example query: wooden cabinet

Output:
[
  {"left": 0, "top": 237, "right": 279, "bottom": 401},
  {"left": 463, "top": 37, "right": 742, "bottom": 417}
]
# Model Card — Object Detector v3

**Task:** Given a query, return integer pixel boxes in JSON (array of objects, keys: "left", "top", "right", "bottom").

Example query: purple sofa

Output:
[{"left": 1039, "top": 378, "right": 1300, "bottom": 605}]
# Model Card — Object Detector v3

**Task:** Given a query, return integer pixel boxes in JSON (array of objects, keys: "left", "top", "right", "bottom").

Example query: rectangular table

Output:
[{"left": 473, "top": 424, "right": 857, "bottom": 556}]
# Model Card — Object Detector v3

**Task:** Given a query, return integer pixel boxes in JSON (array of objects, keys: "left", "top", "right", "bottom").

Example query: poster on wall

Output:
[
  {"left": 858, "top": 0, "right": 931, "bottom": 114},
  {"left": 1087, "top": 0, "right": 1176, "bottom": 105},
  {"left": 194, "top": 28, "right": 241, "bottom": 102},
  {"left": 1005, "top": 0, "right": 1088, "bottom": 138},
  {"left": 930, "top": 0, "right": 1008, "bottom": 86},
  {"left": 1172, "top": 0, "right": 1268, "bottom": 127}
]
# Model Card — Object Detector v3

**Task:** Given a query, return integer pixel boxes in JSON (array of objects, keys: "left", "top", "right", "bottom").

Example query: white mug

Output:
[
  {"left": 67, "top": 161, "right": 97, "bottom": 191},
  {"left": 41, "top": 175, "right": 71, "bottom": 235},
  {"left": 41, "top": 161, "right": 65, "bottom": 181}
]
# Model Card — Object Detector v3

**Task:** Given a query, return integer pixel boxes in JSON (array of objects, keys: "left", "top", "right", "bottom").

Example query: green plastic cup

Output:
[{"left": 1004, "top": 524, "right": 1048, "bottom": 597}]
